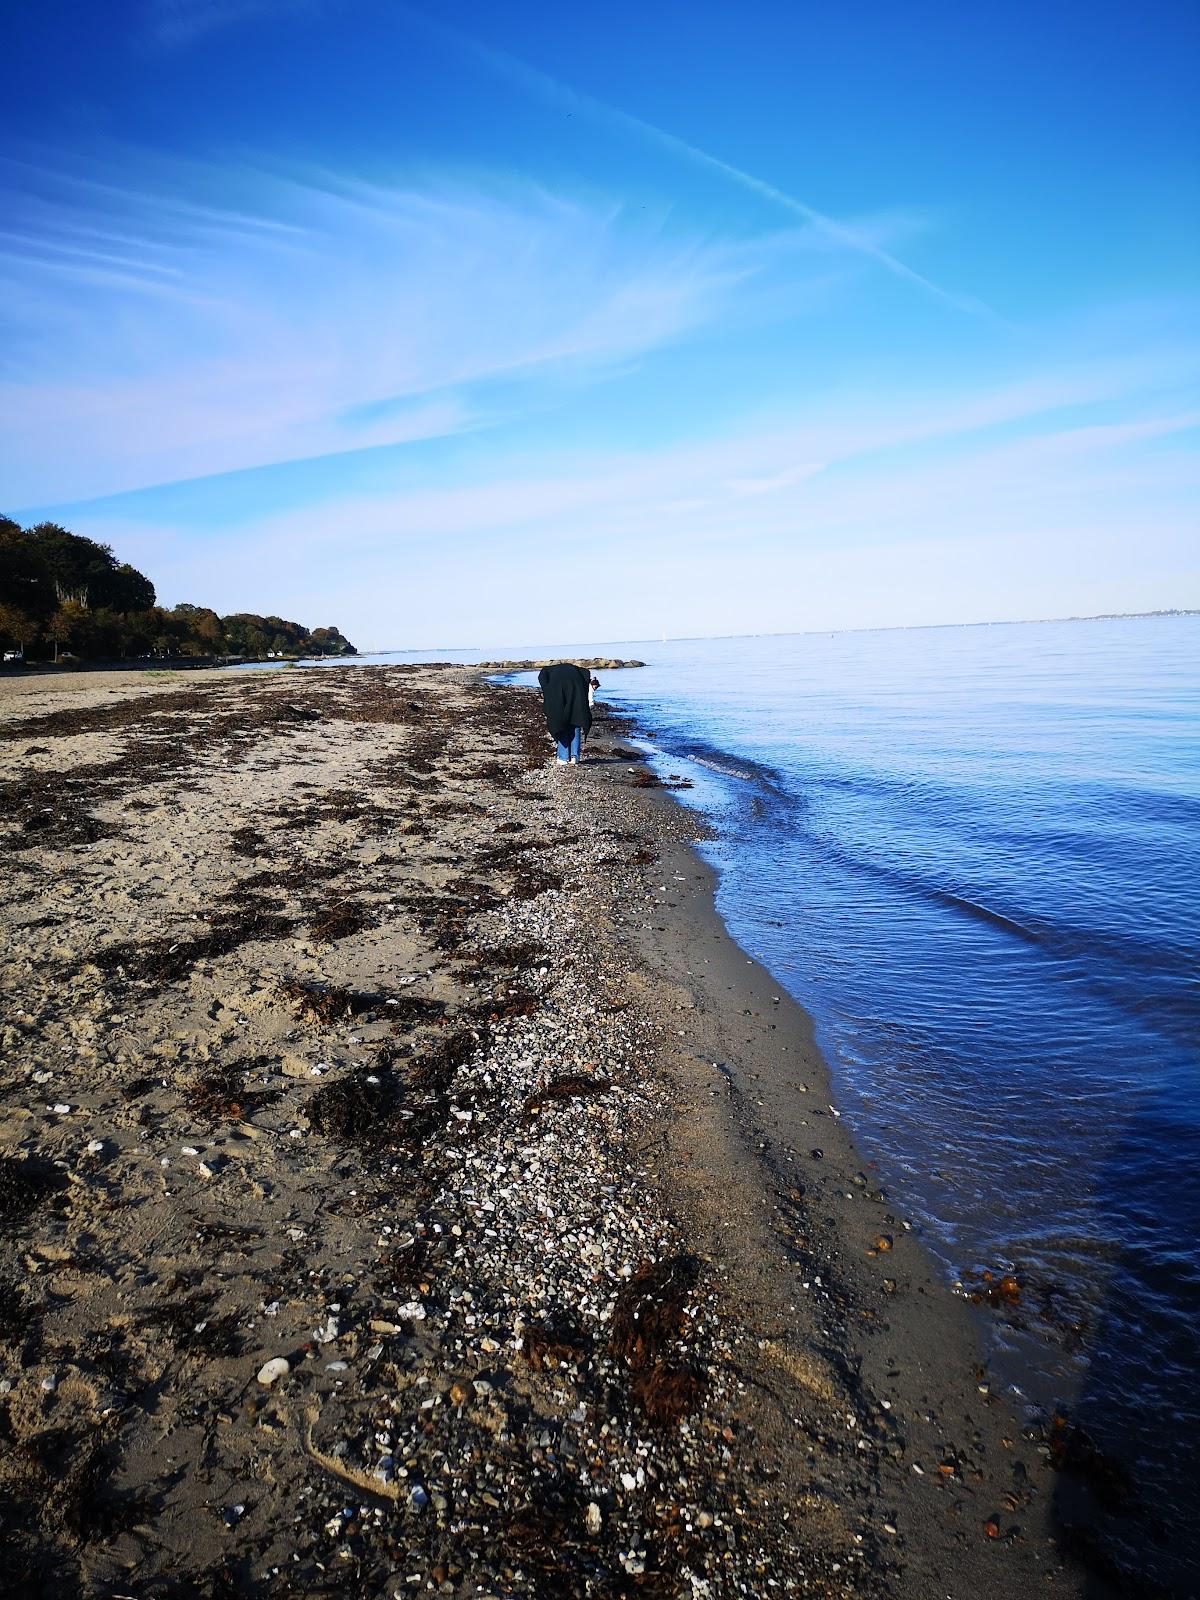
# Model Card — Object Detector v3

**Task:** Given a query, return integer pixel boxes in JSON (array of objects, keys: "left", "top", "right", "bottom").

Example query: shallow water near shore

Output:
[
  {"left": 589, "top": 614, "right": 1199, "bottom": 1580},
  {"left": 275, "top": 618, "right": 1200, "bottom": 1580}
]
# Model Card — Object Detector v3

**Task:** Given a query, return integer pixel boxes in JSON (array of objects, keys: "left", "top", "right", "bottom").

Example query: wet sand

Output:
[{"left": 0, "top": 665, "right": 1096, "bottom": 1598}]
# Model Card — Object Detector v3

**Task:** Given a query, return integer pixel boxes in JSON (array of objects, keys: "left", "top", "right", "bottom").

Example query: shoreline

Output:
[
  {"left": 0, "top": 665, "right": 1099, "bottom": 1597},
  {"left": 580, "top": 709, "right": 1110, "bottom": 1599}
]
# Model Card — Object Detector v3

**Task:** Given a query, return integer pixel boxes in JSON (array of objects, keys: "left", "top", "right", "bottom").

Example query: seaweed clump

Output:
[
  {"left": 630, "top": 1362, "right": 706, "bottom": 1429},
  {"left": 610, "top": 1255, "right": 700, "bottom": 1368},
  {"left": 0, "top": 1155, "right": 67, "bottom": 1227},
  {"left": 609, "top": 1254, "right": 706, "bottom": 1427},
  {"left": 2, "top": 763, "right": 122, "bottom": 852},
  {"left": 308, "top": 1066, "right": 402, "bottom": 1147},
  {"left": 522, "top": 1074, "right": 611, "bottom": 1119},
  {"left": 521, "top": 1312, "right": 590, "bottom": 1373},
  {"left": 308, "top": 897, "right": 374, "bottom": 943},
  {"left": 280, "top": 978, "right": 386, "bottom": 1024},
  {"left": 89, "top": 905, "right": 294, "bottom": 991},
  {"left": 186, "top": 1057, "right": 281, "bottom": 1121},
  {"left": 470, "top": 990, "right": 543, "bottom": 1026}
]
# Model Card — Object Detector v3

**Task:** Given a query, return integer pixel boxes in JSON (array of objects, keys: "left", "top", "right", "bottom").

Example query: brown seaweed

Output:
[
  {"left": 522, "top": 1074, "right": 612, "bottom": 1118},
  {"left": 609, "top": 1254, "right": 700, "bottom": 1370}
]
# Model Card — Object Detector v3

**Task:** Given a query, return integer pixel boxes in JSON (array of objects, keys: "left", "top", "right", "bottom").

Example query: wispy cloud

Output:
[
  {"left": 143, "top": 0, "right": 317, "bottom": 48},
  {"left": 404, "top": 8, "right": 991, "bottom": 317},
  {"left": 82, "top": 349, "right": 1200, "bottom": 644},
  {"left": 0, "top": 151, "right": 752, "bottom": 505}
]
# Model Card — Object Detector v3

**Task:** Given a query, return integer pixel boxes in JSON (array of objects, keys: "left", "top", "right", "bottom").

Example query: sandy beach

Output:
[{"left": 0, "top": 664, "right": 1097, "bottom": 1599}]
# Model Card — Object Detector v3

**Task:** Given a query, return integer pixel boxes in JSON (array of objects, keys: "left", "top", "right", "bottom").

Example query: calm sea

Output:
[{"left": 278, "top": 615, "right": 1200, "bottom": 1580}]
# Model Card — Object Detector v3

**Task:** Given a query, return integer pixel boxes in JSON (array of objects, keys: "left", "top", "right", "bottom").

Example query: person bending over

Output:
[{"left": 538, "top": 661, "right": 592, "bottom": 766}]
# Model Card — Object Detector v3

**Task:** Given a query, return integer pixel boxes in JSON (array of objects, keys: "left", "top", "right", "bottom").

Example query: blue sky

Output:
[{"left": 2, "top": 0, "right": 1197, "bottom": 647}]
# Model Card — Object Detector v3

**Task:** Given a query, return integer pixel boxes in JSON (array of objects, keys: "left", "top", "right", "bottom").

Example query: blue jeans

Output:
[{"left": 556, "top": 727, "right": 582, "bottom": 762}]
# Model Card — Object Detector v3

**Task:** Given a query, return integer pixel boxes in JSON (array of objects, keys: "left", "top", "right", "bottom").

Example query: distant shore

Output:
[
  {"left": 0, "top": 653, "right": 352, "bottom": 676},
  {"left": 0, "top": 664, "right": 1097, "bottom": 1598}
]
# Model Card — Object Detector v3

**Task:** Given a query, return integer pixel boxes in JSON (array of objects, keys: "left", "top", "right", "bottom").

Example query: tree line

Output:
[{"left": 0, "top": 518, "right": 356, "bottom": 663}]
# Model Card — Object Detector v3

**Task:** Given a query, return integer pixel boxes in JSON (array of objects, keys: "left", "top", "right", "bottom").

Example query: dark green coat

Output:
[{"left": 538, "top": 663, "right": 592, "bottom": 746}]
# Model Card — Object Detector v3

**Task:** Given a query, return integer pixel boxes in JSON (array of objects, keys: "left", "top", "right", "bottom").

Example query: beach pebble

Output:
[
  {"left": 86, "top": 1139, "right": 105, "bottom": 1155},
  {"left": 313, "top": 1316, "right": 340, "bottom": 1344},
  {"left": 50, "top": 1104, "right": 72, "bottom": 1115},
  {"left": 409, "top": 1484, "right": 429, "bottom": 1511},
  {"left": 257, "top": 1357, "right": 291, "bottom": 1387},
  {"left": 585, "top": 1502, "right": 602, "bottom": 1535},
  {"left": 395, "top": 1301, "right": 426, "bottom": 1321},
  {"left": 181, "top": 1145, "right": 200, "bottom": 1156}
]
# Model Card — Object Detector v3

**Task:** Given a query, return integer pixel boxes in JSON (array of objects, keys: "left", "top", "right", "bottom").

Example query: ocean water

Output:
[
  {"left": 269, "top": 618, "right": 1200, "bottom": 1578},
  {"left": 580, "top": 616, "right": 1200, "bottom": 1587}
]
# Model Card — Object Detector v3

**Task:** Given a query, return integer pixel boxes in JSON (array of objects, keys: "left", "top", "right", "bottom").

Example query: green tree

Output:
[
  {"left": 47, "top": 599, "right": 88, "bottom": 661},
  {"left": 26, "top": 522, "right": 113, "bottom": 604},
  {"left": 104, "top": 562, "right": 156, "bottom": 612},
  {"left": 0, "top": 600, "right": 37, "bottom": 655},
  {"left": 175, "top": 605, "right": 223, "bottom": 653},
  {"left": 0, "top": 519, "right": 56, "bottom": 628}
]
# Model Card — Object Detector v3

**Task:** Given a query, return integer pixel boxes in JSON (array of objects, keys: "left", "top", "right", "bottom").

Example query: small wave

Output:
[
  {"left": 689, "top": 754, "right": 759, "bottom": 782},
  {"left": 629, "top": 722, "right": 802, "bottom": 813},
  {"left": 925, "top": 886, "right": 1042, "bottom": 943}
]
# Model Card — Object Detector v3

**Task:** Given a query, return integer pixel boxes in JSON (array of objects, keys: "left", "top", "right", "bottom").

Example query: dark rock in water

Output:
[
  {"left": 474, "top": 657, "right": 645, "bottom": 670},
  {"left": 967, "top": 1269, "right": 1022, "bottom": 1307}
]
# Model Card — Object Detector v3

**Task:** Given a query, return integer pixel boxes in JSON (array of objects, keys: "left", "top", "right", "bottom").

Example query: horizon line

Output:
[{"left": 352, "top": 606, "right": 1199, "bottom": 655}]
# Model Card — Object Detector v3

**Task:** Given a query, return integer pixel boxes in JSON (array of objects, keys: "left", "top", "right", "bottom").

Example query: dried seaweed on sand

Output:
[{"left": 609, "top": 1254, "right": 700, "bottom": 1370}]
